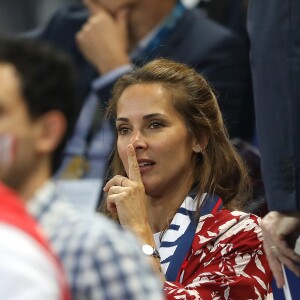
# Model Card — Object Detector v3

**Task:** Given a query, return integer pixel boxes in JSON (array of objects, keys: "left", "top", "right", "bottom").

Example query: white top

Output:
[{"left": 0, "top": 224, "right": 61, "bottom": 300}]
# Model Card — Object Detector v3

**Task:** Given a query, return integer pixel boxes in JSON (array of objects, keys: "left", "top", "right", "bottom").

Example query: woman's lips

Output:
[{"left": 138, "top": 160, "right": 155, "bottom": 173}]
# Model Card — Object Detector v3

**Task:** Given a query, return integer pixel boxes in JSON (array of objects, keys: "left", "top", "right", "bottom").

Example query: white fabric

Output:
[
  {"left": 0, "top": 224, "right": 61, "bottom": 300},
  {"left": 181, "top": 0, "right": 202, "bottom": 8},
  {"left": 159, "top": 196, "right": 197, "bottom": 275}
]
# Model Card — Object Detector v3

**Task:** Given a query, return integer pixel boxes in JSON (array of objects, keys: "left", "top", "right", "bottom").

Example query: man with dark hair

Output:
[
  {"left": 0, "top": 37, "right": 163, "bottom": 300},
  {"left": 0, "top": 36, "right": 79, "bottom": 176}
]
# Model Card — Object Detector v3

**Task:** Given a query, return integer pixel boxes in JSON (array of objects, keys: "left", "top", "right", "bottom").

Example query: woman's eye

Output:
[
  {"left": 149, "top": 121, "right": 164, "bottom": 129},
  {"left": 117, "top": 126, "right": 130, "bottom": 135}
]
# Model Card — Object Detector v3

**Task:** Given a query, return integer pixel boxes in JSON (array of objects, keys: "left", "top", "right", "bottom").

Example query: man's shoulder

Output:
[
  {"left": 42, "top": 192, "right": 140, "bottom": 255},
  {"left": 164, "top": 8, "right": 245, "bottom": 63},
  {"left": 49, "top": 3, "right": 89, "bottom": 23},
  {"left": 180, "top": 8, "right": 240, "bottom": 40},
  {"left": 35, "top": 4, "right": 89, "bottom": 44},
  {"left": 45, "top": 193, "right": 121, "bottom": 236},
  {"left": 39, "top": 190, "right": 163, "bottom": 299}
]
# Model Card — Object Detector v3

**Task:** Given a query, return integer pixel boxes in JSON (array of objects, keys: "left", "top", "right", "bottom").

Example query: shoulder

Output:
[
  {"left": 171, "top": 8, "right": 247, "bottom": 64},
  {"left": 0, "top": 223, "right": 56, "bottom": 265},
  {"left": 198, "top": 209, "right": 262, "bottom": 234},
  {"left": 35, "top": 4, "right": 89, "bottom": 44},
  {"left": 47, "top": 3, "right": 89, "bottom": 25},
  {"left": 194, "top": 210, "right": 263, "bottom": 249},
  {"left": 0, "top": 224, "right": 61, "bottom": 299},
  {"left": 43, "top": 193, "right": 140, "bottom": 252},
  {"left": 165, "top": 211, "right": 272, "bottom": 299},
  {"left": 28, "top": 183, "right": 163, "bottom": 298},
  {"left": 191, "top": 211, "right": 269, "bottom": 284},
  {"left": 181, "top": 8, "right": 243, "bottom": 43},
  {"left": 69, "top": 214, "right": 163, "bottom": 298},
  {"left": 41, "top": 197, "right": 163, "bottom": 298}
]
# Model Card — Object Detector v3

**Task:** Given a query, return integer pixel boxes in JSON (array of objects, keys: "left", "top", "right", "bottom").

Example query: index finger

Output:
[{"left": 127, "top": 144, "right": 142, "bottom": 183}]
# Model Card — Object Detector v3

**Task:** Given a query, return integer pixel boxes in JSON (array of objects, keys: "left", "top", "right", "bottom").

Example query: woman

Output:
[{"left": 102, "top": 59, "right": 272, "bottom": 299}]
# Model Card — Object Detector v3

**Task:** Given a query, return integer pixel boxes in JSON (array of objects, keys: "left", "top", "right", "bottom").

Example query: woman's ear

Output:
[
  {"left": 193, "top": 135, "right": 208, "bottom": 154},
  {"left": 34, "top": 111, "right": 67, "bottom": 154},
  {"left": 193, "top": 145, "right": 203, "bottom": 154}
]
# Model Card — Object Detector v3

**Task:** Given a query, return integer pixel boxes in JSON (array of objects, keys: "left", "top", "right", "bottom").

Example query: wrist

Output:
[
  {"left": 142, "top": 244, "right": 161, "bottom": 259},
  {"left": 141, "top": 244, "right": 164, "bottom": 279},
  {"left": 96, "top": 55, "right": 130, "bottom": 74}
]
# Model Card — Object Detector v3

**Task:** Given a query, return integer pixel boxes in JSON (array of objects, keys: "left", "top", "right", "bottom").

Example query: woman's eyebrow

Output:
[{"left": 116, "top": 113, "right": 165, "bottom": 122}]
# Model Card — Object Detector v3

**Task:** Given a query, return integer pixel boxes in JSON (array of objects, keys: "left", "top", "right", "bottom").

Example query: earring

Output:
[{"left": 193, "top": 146, "right": 203, "bottom": 153}]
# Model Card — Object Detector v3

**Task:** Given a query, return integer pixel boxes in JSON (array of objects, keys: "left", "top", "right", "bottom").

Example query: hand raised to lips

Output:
[
  {"left": 103, "top": 144, "right": 149, "bottom": 232},
  {"left": 103, "top": 143, "right": 143, "bottom": 191},
  {"left": 127, "top": 143, "right": 144, "bottom": 183}
]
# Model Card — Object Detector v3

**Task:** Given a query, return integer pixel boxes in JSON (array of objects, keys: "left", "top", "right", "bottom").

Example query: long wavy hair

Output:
[{"left": 101, "top": 59, "right": 251, "bottom": 221}]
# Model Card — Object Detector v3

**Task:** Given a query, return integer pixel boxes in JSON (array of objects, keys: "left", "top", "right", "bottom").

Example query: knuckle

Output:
[{"left": 132, "top": 162, "right": 139, "bottom": 171}]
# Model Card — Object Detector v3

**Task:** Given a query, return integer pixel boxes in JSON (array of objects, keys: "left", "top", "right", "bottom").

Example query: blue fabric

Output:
[
  {"left": 163, "top": 194, "right": 223, "bottom": 281},
  {"left": 248, "top": 0, "right": 300, "bottom": 211},
  {"left": 162, "top": 207, "right": 197, "bottom": 281},
  {"left": 272, "top": 266, "right": 300, "bottom": 299}
]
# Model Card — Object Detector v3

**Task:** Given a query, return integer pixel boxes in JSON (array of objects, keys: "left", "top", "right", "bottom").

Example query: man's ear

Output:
[{"left": 35, "top": 111, "right": 67, "bottom": 154}]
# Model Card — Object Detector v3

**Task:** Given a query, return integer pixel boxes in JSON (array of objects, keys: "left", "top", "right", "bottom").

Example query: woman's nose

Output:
[{"left": 130, "top": 131, "right": 147, "bottom": 149}]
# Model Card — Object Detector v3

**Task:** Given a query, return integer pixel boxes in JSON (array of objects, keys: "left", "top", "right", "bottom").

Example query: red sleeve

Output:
[{"left": 164, "top": 211, "right": 273, "bottom": 299}]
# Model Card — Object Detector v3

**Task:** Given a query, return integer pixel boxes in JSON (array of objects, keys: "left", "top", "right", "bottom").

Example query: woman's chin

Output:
[{"left": 143, "top": 181, "right": 155, "bottom": 196}]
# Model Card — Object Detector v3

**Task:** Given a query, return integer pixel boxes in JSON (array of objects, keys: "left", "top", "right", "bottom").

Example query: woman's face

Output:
[{"left": 116, "top": 83, "right": 198, "bottom": 197}]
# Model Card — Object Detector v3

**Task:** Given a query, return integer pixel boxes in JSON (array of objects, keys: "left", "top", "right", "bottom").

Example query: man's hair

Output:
[{"left": 0, "top": 36, "right": 79, "bottom": 174}]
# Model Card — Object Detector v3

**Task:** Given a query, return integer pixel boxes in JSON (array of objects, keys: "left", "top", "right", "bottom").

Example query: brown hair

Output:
[{"left": 102, "top": 59, "right": 250, "bottom": 218}]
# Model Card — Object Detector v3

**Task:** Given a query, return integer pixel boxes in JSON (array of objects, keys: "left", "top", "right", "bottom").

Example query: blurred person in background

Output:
[
  {"left": 0, "top": 0, "right": 78, "bottom": 34},
  {"left": 0, "top": 36, "right": 163, "bottom": 300},
  {"left": 248, "top": 0, "right": 300, "bottom": 293},
  {"left": 0, "top": 182, "right": 69, "bottom": 300}
]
